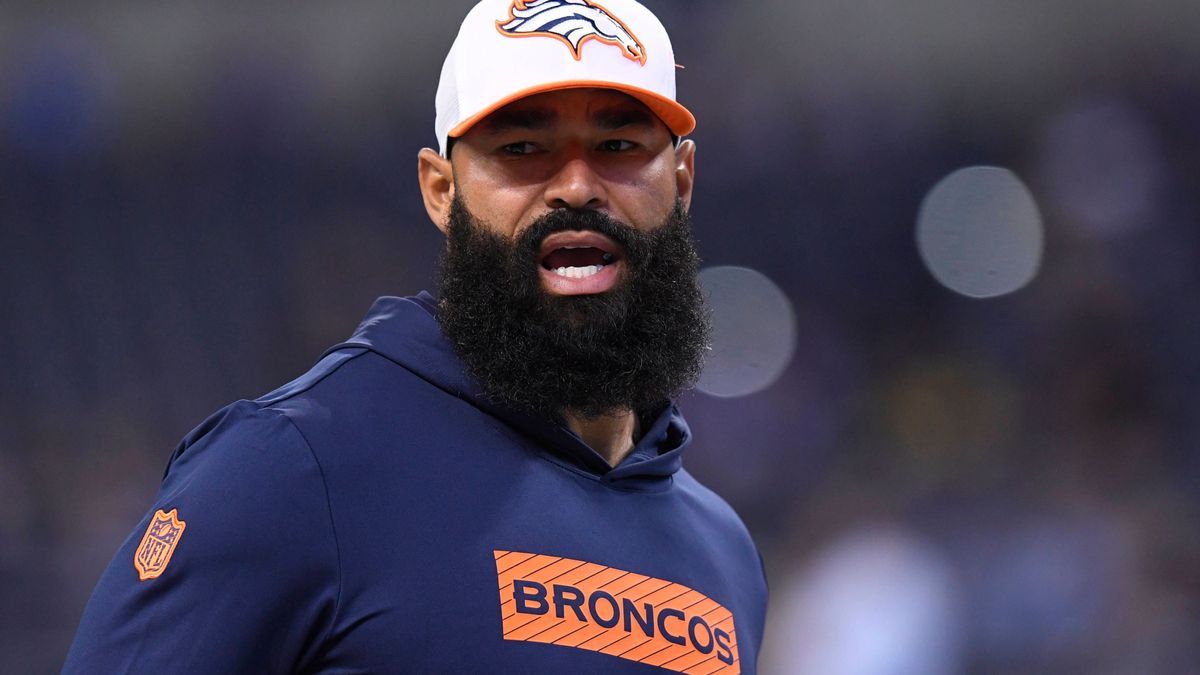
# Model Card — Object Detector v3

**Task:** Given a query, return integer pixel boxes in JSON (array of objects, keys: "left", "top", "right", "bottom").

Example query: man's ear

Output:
[
  {"left": 674, "top": 139, "right": 696, "bottom": 212},
  {"left": 418, "top": 147, "right": 455, "bottom": 235}
]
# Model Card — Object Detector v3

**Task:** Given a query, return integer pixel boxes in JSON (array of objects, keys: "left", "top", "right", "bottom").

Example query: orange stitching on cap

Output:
[
  {"left": 496, "top": 0, "right": 648, "bottom": 66},
  {"left": 134, "top": 508, "right": 187, "bottom": 581}
]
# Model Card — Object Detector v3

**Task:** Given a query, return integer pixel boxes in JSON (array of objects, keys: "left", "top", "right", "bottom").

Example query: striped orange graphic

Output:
[{"left": 494, "top": 550, "right": 739, "bottom": 674}]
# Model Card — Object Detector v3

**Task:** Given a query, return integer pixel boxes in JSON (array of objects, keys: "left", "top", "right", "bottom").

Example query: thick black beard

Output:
[{"left": 436, "top": 196, "right": 709, "bottom": 420}]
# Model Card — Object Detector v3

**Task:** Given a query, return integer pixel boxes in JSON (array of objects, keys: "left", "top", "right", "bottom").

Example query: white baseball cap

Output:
[{"left": 435, "top": 0, "right": 696, "bottom": 156}]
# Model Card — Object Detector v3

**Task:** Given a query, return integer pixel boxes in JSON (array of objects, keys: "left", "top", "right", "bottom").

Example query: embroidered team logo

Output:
[
  {"left": 134, "top": 508, "right": 186, "bottom": 581},
  {"left": 497, "top": 0, "right": 648, "bottom": 65},
  {"left": 494, "top": 550, "right": 740, "bottom": 673}
]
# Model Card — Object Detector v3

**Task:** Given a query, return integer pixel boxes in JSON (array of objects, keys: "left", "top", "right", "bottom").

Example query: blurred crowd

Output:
[{"left": 2, "top": 1, "right": 1198, "bottom": 672}]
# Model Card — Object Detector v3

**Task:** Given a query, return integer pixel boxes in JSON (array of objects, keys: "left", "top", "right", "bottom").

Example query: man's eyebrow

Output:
[
  {"left": 593, "top": 107, "right": 657, "bottom": 130},
  {"left": 479, "top": 108, "right": 557, "bottom": 133}
]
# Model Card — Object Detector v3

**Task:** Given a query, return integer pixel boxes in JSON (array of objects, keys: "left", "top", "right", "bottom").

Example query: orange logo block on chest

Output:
[
  {"left": 494, "top": 549, "right": 740, "bottom": 674},
  {"left": 134, "top": 508, "right": 186, "bottom": 581}
]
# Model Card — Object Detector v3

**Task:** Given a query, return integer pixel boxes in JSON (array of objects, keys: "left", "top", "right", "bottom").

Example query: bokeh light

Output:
[
  {"left": 697, "top": 266, "right": 798, "bottom": 398},
  {"left": 767, "top": 527, "right": 963, "bottom": 675},
  {"left": 1037, "top": 99, "right": 1165, "bottom": 239},
  {"left": 916, "top": 166, "right": 1044, "bottom": 299}
]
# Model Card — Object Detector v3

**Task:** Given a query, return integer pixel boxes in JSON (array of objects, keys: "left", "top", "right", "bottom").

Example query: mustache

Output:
[{"left": 515, "top": 208, "right": 645, "bottom": 261}]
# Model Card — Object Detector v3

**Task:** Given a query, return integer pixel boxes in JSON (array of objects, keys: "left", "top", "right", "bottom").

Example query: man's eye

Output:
[
  {"left": 599, "top": 140, "right": 636, "bottom": 152},
  {"left": 502, "top": 142, "right": 538, "bottom": 155}
]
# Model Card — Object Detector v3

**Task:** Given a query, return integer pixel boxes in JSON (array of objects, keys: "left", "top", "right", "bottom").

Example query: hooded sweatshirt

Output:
[{"left": 64, "top": 294, "right": 768, "bottom": 674}]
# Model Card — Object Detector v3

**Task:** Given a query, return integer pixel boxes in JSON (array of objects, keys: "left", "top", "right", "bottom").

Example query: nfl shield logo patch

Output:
[{"left": 134, "top": 508, "right": 187, "bottom": 581}]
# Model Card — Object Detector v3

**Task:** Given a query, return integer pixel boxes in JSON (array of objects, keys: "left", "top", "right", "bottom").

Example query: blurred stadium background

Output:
[{"left": 3, "top": 1, "right": 1199, "bottom": 672}]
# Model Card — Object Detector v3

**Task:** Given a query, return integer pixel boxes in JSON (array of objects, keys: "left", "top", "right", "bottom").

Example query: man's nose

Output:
[{"left": 543, "top": 153, "right": 607, "bottom": 211}]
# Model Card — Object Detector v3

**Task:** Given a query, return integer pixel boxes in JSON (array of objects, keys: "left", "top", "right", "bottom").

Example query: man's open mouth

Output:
[
  {"left": 541, "top": 245, "right": 617, "bottom": 278},
  {"left": 537, "top": 231, "right": 624, "bottom": 294}
]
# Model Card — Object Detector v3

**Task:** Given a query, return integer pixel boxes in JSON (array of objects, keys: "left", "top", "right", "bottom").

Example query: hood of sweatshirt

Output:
[{"left": 320, "top": 293, "right": 690, "bottom": 488}]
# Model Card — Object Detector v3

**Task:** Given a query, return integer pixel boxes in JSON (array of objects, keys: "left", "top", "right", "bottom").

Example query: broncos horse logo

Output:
[{"left": 497, "top": 0, "right": 647, "bottom": 65}]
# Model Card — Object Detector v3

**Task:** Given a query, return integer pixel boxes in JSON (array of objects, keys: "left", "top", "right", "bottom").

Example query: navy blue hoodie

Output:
[{"left": 64, "top": 294, "right": 768, "bottom": 673}]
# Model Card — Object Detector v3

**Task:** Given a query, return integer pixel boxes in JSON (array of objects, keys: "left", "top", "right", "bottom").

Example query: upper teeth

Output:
[{"left": 553, "top": 265, "right": 605, "bottom": 279}]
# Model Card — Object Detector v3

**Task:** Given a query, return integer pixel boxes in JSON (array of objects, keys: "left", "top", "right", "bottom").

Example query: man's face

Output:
[
  {"left": 419, "top": 88, "right": 707, "bottom": 419},
  {"left": 441, "top": 87, "right": 694, "bottom": 297}
]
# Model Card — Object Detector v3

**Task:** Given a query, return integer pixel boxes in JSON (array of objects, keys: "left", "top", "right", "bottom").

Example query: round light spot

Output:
[
  {"left": 697, "top": 266, "right": 797, "bottom": 398},
  {"left": 916, "top": 166, "right": 1043, "bottom": 299},
  {"left": 1037, "top": 99, "right": 1164, "bottom": 239}
]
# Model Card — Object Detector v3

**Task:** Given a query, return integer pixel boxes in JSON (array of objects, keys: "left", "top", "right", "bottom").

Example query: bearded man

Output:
[{"left": 64, "top": 1, "right": 767, "bottom": 672}]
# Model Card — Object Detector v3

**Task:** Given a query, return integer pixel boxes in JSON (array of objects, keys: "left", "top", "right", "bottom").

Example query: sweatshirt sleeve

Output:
[{"left": 63, "top": 402, "right": 340, "bottom": 674}]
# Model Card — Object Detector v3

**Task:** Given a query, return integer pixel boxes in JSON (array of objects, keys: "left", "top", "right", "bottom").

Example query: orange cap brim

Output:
[{"left": 447, "top": 80, "right": 696, "bottom": 141}]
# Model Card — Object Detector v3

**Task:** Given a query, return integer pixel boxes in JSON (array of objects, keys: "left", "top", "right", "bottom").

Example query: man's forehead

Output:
[{"left": 475, "top": 88, "right": 664, "bottom": 134}]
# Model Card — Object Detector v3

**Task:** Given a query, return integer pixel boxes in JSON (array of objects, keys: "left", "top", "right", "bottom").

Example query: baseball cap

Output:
[{"left": 435, "top": 0, "right": 696, "bottom": 156}]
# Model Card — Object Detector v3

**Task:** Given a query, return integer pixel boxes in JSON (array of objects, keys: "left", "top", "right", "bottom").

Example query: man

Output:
[{"left": 64, "top": 0, "right": 768, "bottom": 672}]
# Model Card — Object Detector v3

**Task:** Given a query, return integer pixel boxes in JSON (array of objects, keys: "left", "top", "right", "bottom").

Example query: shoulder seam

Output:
[
  {"left": 257, "top": 347, "right": 370, "bottom": 408},
  {"left": 266, "top": 409, "right": 344, "bottom": 667}
]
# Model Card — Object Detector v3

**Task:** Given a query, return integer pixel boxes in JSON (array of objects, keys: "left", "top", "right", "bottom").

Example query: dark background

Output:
[{"left": 2, "top": 1, "right": 1198, "bottom": 672}]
